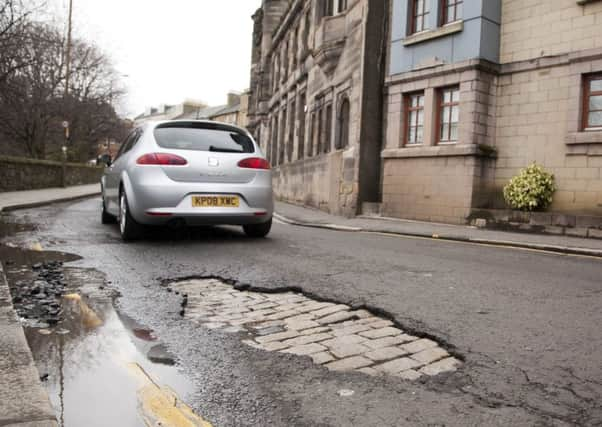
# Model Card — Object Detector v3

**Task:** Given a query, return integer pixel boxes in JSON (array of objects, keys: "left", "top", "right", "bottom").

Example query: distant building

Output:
[{"left": 133, "top": 101, "right": 206, "bottom": 125}]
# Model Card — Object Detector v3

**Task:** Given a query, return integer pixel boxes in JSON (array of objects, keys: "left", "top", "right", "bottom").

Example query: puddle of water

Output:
[
  {"left": 1, "top": 243, "right": 200, "bottom": 427},
  {"left": 26, "top": 298, "right": 196, "bottom": 427}
]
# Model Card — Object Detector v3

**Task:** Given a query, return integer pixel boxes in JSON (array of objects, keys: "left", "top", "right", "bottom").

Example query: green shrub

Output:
[{"left": 503, "top": 164, "right": 556, "bottom": 211}]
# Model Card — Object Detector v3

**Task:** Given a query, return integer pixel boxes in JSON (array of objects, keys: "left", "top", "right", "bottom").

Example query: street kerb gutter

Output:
[
  {"left": 0, "top": 191, "right": 101, "bottom": 213},
  {"left": 273, "top": 213, "right": 602, "bottom": 259},
  {"left": 273, "top": 213, "right": 362, "bottom": 232},
  {"left": 0, "top": 262, "right": 58, "bottom": 427}
]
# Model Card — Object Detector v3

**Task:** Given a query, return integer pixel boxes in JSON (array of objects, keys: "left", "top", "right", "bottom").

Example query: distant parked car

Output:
[{"left": 101, "top": 120, "right": 273, "bottom": 241}]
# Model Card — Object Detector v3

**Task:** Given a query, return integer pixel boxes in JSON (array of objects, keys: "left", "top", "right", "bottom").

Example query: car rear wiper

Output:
[{"left": 209, "top": 146, "right": 243, "bottom": 153}]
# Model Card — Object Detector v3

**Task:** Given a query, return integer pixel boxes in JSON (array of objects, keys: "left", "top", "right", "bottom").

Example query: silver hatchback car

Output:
[{"left": 101, "top": 120, "right": 273, "bottom": 240}]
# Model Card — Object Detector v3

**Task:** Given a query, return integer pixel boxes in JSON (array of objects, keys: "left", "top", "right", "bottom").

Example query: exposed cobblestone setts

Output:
[{"left": 172, "top": 279, "right": 461, "bottom": 380}]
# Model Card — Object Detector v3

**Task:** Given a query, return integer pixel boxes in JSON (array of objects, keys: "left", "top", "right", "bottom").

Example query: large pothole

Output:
[{"left": 171, "top": 278, "right": 461, "bottom": 380}]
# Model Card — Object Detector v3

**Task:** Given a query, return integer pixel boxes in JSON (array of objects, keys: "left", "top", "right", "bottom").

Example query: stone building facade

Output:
[
  {"left": 247, "top": 0, "right": 389, "bottom": 216},
  {"left": 383, "top": 0, "right": 602, "bottom": 224}
]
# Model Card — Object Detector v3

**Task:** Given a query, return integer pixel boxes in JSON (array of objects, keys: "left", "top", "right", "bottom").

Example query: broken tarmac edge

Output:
[
  {"left": 273, "top": 213, "right": 602, "bottom": 259},
  {"left": 0, "top": 262, "right": 58, "bottom": 427}
]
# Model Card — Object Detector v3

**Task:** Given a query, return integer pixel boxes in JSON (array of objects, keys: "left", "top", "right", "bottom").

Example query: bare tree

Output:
[{"left": 0, "top": 6, "right": 130, "bottom": 161}]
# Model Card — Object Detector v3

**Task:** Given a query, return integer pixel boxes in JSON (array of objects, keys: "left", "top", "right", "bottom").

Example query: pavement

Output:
[
  {"left": 0, "top": 262, "right": 57, "bottom": 427},
  {"left": 0, "top": 184, "right": 100, "bottom": 212},
  {"left": 3, "top": 197, "right": 599, "bottom": 426},
  {"left": 274, "top": 201, "right": 602, "bottom": 257}
]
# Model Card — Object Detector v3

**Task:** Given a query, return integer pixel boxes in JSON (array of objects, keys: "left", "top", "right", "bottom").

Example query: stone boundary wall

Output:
[{"left": 0, "top": 155, "right": 104, "bottom": 192}]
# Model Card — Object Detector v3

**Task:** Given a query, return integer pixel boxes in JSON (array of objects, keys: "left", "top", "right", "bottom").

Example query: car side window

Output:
[
  {"left": 113, "top": 128, "right": 143, "bottom": 162},
  {"left": 125, "top": 129, "right": 143, "bottom": 154},
  {"left": 114, "top": 131, "right": 136, "bottom": 161}
]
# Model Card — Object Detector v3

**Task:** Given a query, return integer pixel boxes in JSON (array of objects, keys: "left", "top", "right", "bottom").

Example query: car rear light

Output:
[
  {"left": 137, "top": 153, "right": 187, "bottom": 166},
  {"left": 237, "top": 157, "right": 271, "bottom": 170}
]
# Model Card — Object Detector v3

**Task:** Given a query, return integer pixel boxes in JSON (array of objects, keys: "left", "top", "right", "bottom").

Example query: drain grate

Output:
[{"left": 171, "top": 279, "right": 461, "bottom": 380}]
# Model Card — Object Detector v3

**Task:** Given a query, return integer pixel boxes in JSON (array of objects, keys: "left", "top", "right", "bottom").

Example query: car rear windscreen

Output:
[{"left": 154, "top": 124, "right": 255, "bottom": 153}]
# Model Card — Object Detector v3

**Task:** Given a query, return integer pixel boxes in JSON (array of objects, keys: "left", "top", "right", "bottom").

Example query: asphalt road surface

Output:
[{"left": 5, "top": 198, "right": 602, "bottom": 426}]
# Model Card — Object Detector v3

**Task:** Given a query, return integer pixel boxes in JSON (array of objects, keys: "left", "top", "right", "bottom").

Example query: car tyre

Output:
[
  {"left": 119, "top": 191, "right": 142, "bottom": 241},
  {"left": 243, "top": 218, "right": 272, "bottom": 238},
  {"left": 101, "top": 198, "right": 116, "bottom": 224}
]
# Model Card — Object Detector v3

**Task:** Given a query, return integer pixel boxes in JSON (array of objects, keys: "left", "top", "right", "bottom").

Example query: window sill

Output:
[
  {"left": 382, "top": 144, "right": 491, "bottom": 159},
  {"left": 577, "top": 0, "right": 601, "bottom": 5},
  {"left": 566, "top": 130, "right": 602, "bottom": 145},
  {"left": 403, "top": 21, "right": 463, "bottom": 46}
]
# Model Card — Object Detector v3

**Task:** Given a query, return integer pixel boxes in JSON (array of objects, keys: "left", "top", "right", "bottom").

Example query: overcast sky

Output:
[{"left": 45, "top": 0, "right": 262, "bottom": 118}]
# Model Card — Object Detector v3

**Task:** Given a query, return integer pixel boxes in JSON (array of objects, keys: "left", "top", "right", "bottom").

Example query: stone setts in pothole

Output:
[{"left": 171, "top": 279, "right": 461, "bottom": 380}]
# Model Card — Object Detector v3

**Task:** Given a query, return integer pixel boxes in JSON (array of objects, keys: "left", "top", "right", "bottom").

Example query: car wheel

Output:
[
  {"left": 101, "top": 197, "right": 116, "bottom": 224},
  {"left": 119, "top": 192, "right": 142, "bottom": 241},
  {"left": 243, "top": 218, "right": 272, "bottom": 238}
]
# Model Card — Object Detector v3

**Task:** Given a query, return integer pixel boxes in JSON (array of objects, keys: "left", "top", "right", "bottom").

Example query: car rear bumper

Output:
[{"left": 125, "top": 168, "right": 273, "bottom": 226}]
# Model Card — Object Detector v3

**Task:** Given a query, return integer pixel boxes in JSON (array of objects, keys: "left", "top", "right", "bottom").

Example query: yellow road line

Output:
[{"left": 127, "top": 363, "right": 213, "bottom": 427}]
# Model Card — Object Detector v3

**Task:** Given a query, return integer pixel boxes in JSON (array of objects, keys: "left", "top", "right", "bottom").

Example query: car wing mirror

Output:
[{"left": 99, "top": 154, "right": 112, "bottom": 167}]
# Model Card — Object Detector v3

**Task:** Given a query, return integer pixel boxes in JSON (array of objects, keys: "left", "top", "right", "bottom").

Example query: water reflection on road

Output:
[{"left": 24, "top": 268, "right": 196, "bottom": 427}]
